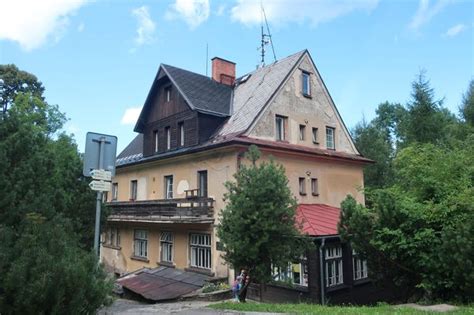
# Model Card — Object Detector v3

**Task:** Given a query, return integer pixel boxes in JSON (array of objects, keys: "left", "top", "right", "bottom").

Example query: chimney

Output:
[{"left": 211, "top": 57, "right": 235, "bottom": 86}]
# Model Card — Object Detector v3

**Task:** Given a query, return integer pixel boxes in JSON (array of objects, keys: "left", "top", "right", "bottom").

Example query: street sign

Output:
[
  {"left": 83, "top": 132, "right": 118, "bottom": 177},
  {"left": 89, "top": 180, "right": 112, "bottom": 192},
  {"left": 90, "top": 169, "right": 112, "bottom": 181}
]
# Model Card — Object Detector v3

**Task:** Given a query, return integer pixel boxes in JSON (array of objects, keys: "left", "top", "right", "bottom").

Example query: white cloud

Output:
[
  {"left": 78, "top": 22, "right": 85, "bottom": 32},
  {"left": 0, "top": 0, "right": 87, "bottom": 51},
  {"left": 443, "top": 23, "right": 466, "bottom": 37},
  {"left": 230, "top": 0, "right": 379, "bottom": 26},
  {"left": 409, "top": 0, "right": 452, "bottom": 30},
  {"left": 132, "top": 6, "right": 156, "bottom": 46},
  {"left": 215, "top": 4, "right": 226, "bottom": 16},
  {"left": 166, "top": 0, "right": 210, "bottom": 29},
  {"left": 121, "top": 107, "right": 142, "bottom": 125}
]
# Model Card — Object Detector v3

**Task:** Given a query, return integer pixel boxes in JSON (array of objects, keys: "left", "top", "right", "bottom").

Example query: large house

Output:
[{"left": 101, "top": 50, "right": 388, "bottom": 304}]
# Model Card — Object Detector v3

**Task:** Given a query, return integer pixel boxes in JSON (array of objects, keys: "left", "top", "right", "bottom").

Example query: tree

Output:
[
  {"left": 0, "top": 66, "right": 112, "bottom": 313},
  {"left": 460, "top": 80, "right": 474, "bottom": 126},
  {"left": 0, "top": 64, "right": 45, "bottom": 114},
  {"left": 217, "top": 146, "right": 309, "bottom": 287},
  {"left": 339, "top": 138, "right": 474, "bottom": 302}
]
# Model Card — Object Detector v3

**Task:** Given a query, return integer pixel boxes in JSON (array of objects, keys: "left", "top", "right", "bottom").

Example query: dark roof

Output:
[
  {"left": 162, "top": 64, "right": 232, "bottom": 117},
  {"left": 116, "top": 134, "right": 143, "bottom": 165},
  {"left": 117, "top": 266, "right": 212, "bottom": 302},
  {"left": 296, "top": 204, "right": 341, "bottom": 236}
]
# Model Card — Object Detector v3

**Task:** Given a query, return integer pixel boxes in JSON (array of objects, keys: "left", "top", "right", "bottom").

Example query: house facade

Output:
[{"left": 101, "top": 50, "right": 380, "bottom": 303}]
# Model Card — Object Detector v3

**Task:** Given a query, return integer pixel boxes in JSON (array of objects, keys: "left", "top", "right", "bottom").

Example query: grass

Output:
[{"left": 209, "top": 301, "right": 474, "bottom": 314}]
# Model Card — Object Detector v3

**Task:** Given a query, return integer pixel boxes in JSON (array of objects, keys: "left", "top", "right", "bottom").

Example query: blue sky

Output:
[{"left": 1, "top": 0, "right": 472, "bottom": 153}]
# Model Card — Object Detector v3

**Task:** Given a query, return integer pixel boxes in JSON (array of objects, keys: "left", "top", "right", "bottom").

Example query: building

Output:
[{"left": 101, "top": 50, "right": 383, "bottom": 303}]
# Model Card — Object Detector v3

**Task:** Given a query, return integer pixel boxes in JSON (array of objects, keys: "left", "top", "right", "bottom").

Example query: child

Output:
[{"left": 232, "top": 275, "right": 243, "bottom": 302}]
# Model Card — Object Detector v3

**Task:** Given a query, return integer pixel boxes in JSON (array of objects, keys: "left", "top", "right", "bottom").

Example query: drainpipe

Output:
[{"left": 319, "top": 238, "right": 326, "bottom": 305}]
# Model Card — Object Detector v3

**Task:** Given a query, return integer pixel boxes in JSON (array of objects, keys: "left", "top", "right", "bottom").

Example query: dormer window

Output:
[
  {"left": 165, "top": 127, "right": 171, "bottom": 150},
  {"left": 165, "top": 86, "right": 171, "bottom": 102},
  {"left": 302, "top": 71, "right": 311, "bottom": 96},
  {"left": 154, "top": 130, "right": 159, "bottom": 153},
  {"left": 178, "top": 122, "right": 184, "bottom": 147}
]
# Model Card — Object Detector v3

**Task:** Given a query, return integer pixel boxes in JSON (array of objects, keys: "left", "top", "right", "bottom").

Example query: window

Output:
[
  {"left": 164, "top": 175, "right": 173, "bottom": 199},
  {"left": 165, "top": 86, "right": 171, "bottom": 102},
  {"left": 312, "top": 128, "right": 319, "bottom": 144},
  {"left": 178, "top": 122, "right": 184, "bottom": 147},
  {"left": 198, "top": 170, "right": 208, "bottom": 197},
  {"left": 112, "top": 183, "right": 118, "bottom": 201},
  {"left": 105, "top": 227, "right": 120, "bottom": 247},
  {"left": 325, "top": 246, "right": 343, "bottom": 287},
  {"left": 326, "top": 127, "right": 335, "bottom": 150},
  {"left": 352, "top": 250, "right": 368, "bottom": 280},
  {"left": 311, "top": 178, "right": 319, "bottom": 196},
  {"left": 190, "top": 233, "right": 211, "bottom": 269},
  {"left": 154, "top": 130, "right": 159, "bottom": 153},
  {"left": 275, "top": 115, "right": 287, "bottom": 141},
  {"left": 134, "top": 229, "right": 148, "bottom": 258},
  {"left": 299, "top": 125, "right": 306, "bottom": 141},
  {"left": 272, "top": 259, "right": 308, "bottom": 286},
  {"left": 130, "top": 180, "right": 137, "bottom": 201},
  {"left": 165, "top": 127, "right": 171, "bottom": 150},
  {"left": 302, "top": 71, "right": 311, "bottom": 96},
  {"left": 299, "top": 177, "right": 306, "bottom": 195},
  {"left": 160, "top": 232, "right": 174, "bottom": 263}
]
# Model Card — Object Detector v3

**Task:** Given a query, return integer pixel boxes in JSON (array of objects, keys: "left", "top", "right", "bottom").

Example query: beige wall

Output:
[{"left": 248, "top": 54, "right": 358, "bottom": 155}]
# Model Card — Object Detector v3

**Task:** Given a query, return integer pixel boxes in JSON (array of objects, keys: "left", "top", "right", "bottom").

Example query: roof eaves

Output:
[{"left": 133, "top": 65, "right": 162, "bottom": 133}]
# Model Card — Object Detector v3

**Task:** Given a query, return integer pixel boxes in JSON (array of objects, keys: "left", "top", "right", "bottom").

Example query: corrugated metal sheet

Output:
[
  {"left": 117, "top": 267, "right": 212, "bottom": 302},
  {"left": 296, "top": 204, "right": 341, "bottom": 236}
]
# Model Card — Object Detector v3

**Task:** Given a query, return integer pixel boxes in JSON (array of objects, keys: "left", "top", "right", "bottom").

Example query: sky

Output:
[{"left": 1, "top": 0, "right": 473, "bottom": 153}]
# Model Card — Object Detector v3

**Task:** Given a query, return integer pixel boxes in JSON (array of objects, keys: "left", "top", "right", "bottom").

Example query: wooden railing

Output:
[{"left": 106, "top": 197, "right": 214, "bottom": 220}]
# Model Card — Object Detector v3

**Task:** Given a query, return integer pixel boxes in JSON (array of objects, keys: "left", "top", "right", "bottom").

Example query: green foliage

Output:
[
  {"left": 0, "top": 64, "right": 45, "bottom": 114},
  {"left": 0, "top": 66, "right": 112, "bottom": 313},
  {"left": 217, "top": 145, "right": 310, "bottom": 283},
  {"left": 461, "top": 80, "right": 474, "bottom": 126},
  {"left": 0, "top": 216, "right": 113, "bottom": 314},
  {"left": 339, "top": 139, "right": 474, "bottom": 302}
]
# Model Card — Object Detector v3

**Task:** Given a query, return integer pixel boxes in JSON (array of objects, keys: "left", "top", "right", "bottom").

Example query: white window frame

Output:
[
  {"left": 130, "top": 180, "right": 137, "bottom": 201},
  {"left": 178, "top": 122, "right": 184, "bottom": 147},
  {"left": 312, "top": 127, "right": 318, "bottom": 144},
  {"left": 134, "top": 229, "right": 148, "bottom": 258},
  {"left": 302, "top": 71, "right": 311, "bottom": 96},
  {"left": 154, "top": 130, "right": 159, "bottom": 153},
  {"left": 112, "top": 183, "right": 118, "bottom": 201},
  {"left": 352, "top": 250, "right": 368, "bottom": 280},
  {"left": 326, "top": 127, "right": 335, "bottom": 150},
  {"left": 189, "top": 233, "right": 211, "bottom": 269},
  {"left": 105, "top": 227, "right": 120, "bottom": 247},
  {"left": 311, "top": 178, "right": 318, "bottom": 196},
  {"left": 299, "top": 177, "right": 306, "bottom": 195},
  {"left": 299, "top": 124, "right": 306, "bottom": 141},
  {"left": 165, "top": 127, "right": 171, "bottom": 150},
  {"left": 275, "top": 115, "right": 286, "bottom": 141},
  {"left": 272, "top": 259, "right": 308, "bottom": 287},
  {"left": 165, "top": 86, "right": 171, "bottom": 102},
  {"left": 160, "top": 232, "right": 174, "bottom": 263},
  {"left": 325, "top": 246, "right": 343, "bottom": 287},
  {"left": 165, "top": 175, "right": 173, "bottom": 199}
]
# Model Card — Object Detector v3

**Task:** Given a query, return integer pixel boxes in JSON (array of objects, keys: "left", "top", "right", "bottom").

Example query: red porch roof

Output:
[{"left": 296, "top": 204, "right": 341, "bottom": 236}]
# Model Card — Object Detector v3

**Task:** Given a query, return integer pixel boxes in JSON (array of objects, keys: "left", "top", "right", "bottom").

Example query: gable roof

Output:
[
  {"left": 216, "top": 50, "right": 306, "bottom": 137},
  {"left": 296, "top": 204, "right": 341, "bottom": 236},
  {"left": 134, "top": 64, "right": 232, "bottom": 133}
]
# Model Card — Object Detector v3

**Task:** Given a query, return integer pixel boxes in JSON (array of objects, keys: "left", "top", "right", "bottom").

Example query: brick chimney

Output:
[{"left": 211, "top": 57, "right": 235, "bottom": 86}]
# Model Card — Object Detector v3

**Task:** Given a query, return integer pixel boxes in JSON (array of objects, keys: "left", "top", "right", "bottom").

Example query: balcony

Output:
[{"left": 106, "top": 192, "right": 214, "bottom": 224}]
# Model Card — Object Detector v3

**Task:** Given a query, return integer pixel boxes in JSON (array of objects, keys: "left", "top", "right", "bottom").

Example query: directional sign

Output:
[
  {"left": 89, "top": 180, "right": 112, "bottom": 192},
  {"left": 90, "top": 169, "right": 112, "bottom": 181}
]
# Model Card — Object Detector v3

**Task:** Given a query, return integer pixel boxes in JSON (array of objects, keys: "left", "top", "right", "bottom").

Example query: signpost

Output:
[{"left": 84, "top": 132, "right": 117, "bottom": 257}]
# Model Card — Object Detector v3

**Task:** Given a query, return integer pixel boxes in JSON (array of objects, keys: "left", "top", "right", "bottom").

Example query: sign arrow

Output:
[
  {"left": 89, "top": 180, "right": 112, "bottom": 192},
  {"left": 90, "top": 169, "right": 112, "bottom": 181}
]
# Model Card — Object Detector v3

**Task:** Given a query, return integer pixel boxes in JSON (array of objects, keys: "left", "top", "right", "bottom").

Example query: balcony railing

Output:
[{"left": 106, "top": 195, "right": 214, "bottom": 223}]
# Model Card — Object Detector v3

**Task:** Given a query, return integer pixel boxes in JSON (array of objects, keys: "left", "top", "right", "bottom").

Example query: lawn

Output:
[{"left": 209, "top": 302, "right": 474, "bottom": 314}]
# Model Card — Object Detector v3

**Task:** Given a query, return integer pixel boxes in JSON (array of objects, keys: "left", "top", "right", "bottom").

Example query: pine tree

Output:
[{"left": 461, "top": 80, "right": 474, "bottom": 126}]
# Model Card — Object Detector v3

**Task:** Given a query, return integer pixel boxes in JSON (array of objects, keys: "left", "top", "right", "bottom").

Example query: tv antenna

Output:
[{"left": 258, "top": 3, "right": 276, "bottom": 67}]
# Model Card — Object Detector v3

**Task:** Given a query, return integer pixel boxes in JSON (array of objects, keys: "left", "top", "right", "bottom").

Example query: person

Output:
[{"left": 232, "top": 275, "right": 243, "bottom": 302}]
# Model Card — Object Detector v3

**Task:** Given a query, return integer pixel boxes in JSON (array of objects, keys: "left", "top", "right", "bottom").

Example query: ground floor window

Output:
[
  {"left": 134, "top": 229, "right": 148, "bottom": 258},
  {"left": 325, "top": 246, "right": 343, "bottom": 287},
  {"left": 272, "top": 259, "right": 308, "bottom": 286},
  {"left": 105, "top": 227, "right": 120, "bottom": 247},
  {"left": 352, "top": 250, "right": 368, "bottom": 280},
  {"left": 189, "top": 233, "right": 211, "bottom": 269},
  {"left": 160, "top": 232, "right": 173, "bottom": 263}
]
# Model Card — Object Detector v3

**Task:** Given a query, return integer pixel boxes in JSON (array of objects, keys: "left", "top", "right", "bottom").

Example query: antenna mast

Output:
[{"left": 258, "top": 3, "right": 277, "bottom": 67}]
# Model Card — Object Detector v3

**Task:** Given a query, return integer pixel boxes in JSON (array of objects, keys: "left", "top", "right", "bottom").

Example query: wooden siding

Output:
[
  {"left": 147, "top": 77, "right": 190, "bottom": 122},
  {"left": 198, "top": 113, "right": 227, "bottom": 144}
]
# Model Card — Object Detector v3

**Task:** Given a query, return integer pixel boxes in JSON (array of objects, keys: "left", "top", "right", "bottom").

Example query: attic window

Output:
[
  {"left": 165, "top": 86, "right": 171, "bottom": 102},
  {"left": 302, "top": 71, "right": 311, "bottom": 96}
]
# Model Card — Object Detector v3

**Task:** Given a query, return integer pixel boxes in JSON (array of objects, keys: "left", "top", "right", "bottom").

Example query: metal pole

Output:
[{"left": 93, "top": 137, "right": 106, "bottom": 257}]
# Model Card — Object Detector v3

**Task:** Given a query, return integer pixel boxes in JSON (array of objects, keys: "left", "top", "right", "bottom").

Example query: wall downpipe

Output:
[{"left": 319, "top": 238, "right": 326, "bottom": 305}]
